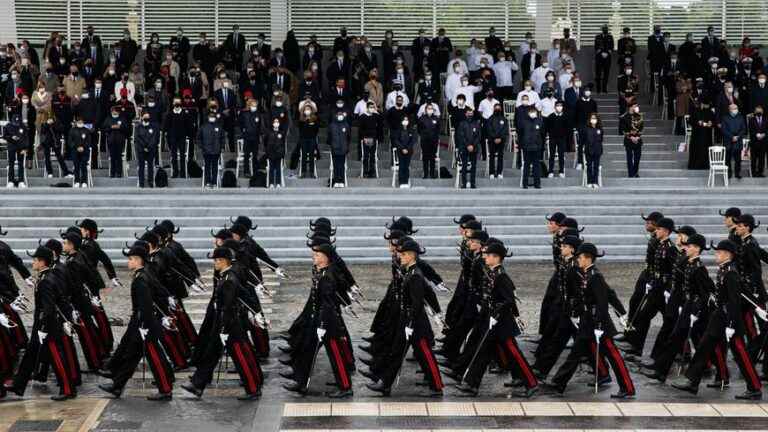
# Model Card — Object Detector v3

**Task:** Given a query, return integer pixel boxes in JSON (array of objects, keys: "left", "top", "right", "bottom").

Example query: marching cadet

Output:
[
  {"left": 282, "top": 243, "right": 353, "bottom": 398},
  {"left": 228, "top": 216, "right": 287, "bottom": 282},
  {"left": 79, "top": 219, "right": 121, "bottom": 293},
  {"left": 417, "top": 101, "right": 440, "bottom": 179},
  {"left": 0, "top": 226, "right": 33, "bottom": 350},
  {"left": 672, "top": 239, "right": 763, "bottom": 400},
  {"left": 619, "top": 217, "right": 678, "bottom": 357},
  {"left": 182, "top": 247, "right": 263, "bottom": 400},
  {"left": 642, "top": 233, "right": 714, "bottom": 382},
  {"left": 99, "top": 245, "right": 174, "bottom": 401},
  {"left": 4, "top": 246, "right": 76, "bottom": 401},
  {"left": 101, "top": 105, "right": 129, "bottom": 178},
  {"left": 366, "top": 238, "right": 444, "bottom": 397},
  {"left": 732, "top": 214, "right": 767, "bottom": 346},
  {"left": 547, "top": 243, "right": 636, "bottom": 399},
  {"left": 61, "top": 230, "right": 113, "bottom": 361},
  {"left": 456, "top": 107, "right": 481, "bottom": 188},
  {"left": 455, "top": 241, "right": 539, "bottom": 397},
  {"left": 720, "top": 207, "right": 743, "bottom": 243},
  {"left": 155, "top": 219, "right": 200, "bottom": 282}
]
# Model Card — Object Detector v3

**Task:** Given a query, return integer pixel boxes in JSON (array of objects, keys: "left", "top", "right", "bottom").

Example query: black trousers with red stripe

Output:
[
  {"left": 533, "top": 318, "right": 575, "bottom": 375},
  {"left": 174, "top": 299, "right": 199, "bottom": 348},
  {"left": 74, "top": 317, "right": 104, "bottom": 371},
  {"left": 623, "top": 289, "right": 665, "bottom": 353},
  {"left": 13, "top": 335, "right": 76, "bottom": 396},
  {"left": 324, "top": 337, "right": 353, "bottom": 391},
  {"left": 686, "top": 331, "right": 762, "bottom": 392},
  {"left": 1, "top": 303, "right": 27, "bottom": 349},
  {"left": 191, "top": 336, "right": 262, "bottom": 395},
  {"left": 381, "top": 336, "right": 444, "bottom": 391},
  {"left": 552, "top": 334, "right": 635, "bottom": 394},
  {"left": 464, "top": 334, "right": 538, "bottom": 390},
  {"left": 653, "top": 308, "right": 707, "bottom": 378},
  {"left": 111, "top": 331, "right": 174, "bottom": 394},
  {"left": 0, "top": 329, "right": 15, "bottom": 383},
  {"left": 247, "top": 321, "right": 271, "bottom": 358},
  {"left": 159, "top": 328, "right": 189, "bottom": 369},
  {"left": 92, "top": 306, "right": 114, "bottom": 355}
]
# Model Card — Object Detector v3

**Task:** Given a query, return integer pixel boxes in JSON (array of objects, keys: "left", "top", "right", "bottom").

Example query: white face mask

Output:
[
  {"left": 155, "top": 83, "right": 162, "bottom": 90},
  {"left": 402, "top": 121, "right": 409, "bottom": 127},
  {"left": 275, "top": 101, "right": 283, "bottom": 107},
  {"left": 208, "top": 117, "right": 216, "bottom": 123},
  {"left": 250, "top": 106, "right": 258, "bottom": 112},
  {"left": 584, "top": 91, "right": 591, "bottom": 97},
  {"left": 524, "top": 86, "right": 531, "bottom": 91},
  {"left": 112, "top": 113, "right": 119, "bottom": 118},
  {"left": 426, "top": 109, "right": 434, "bottom": 115},
  {"left": 528, "top": 112, "right": 537, "bottom": 119},
  {"left": 223, "top": 82, "right": 230, "bottom": 88},
  {"left": 547, "top": 76, "right": 554, "bottom": 82},
  {"left": 760, "top": 78, "right": 767, "bottom": 85},
  {"left": 633, "top": 106, "right": 640, "bottom": 113},
  {"left": 95, "top": 83, "right": 102, "bottom": 89},
  {"left": 625, "top": 69, "right": 632, "bottom": 75},
  {"left": 336, "top": 102, "right": 344, "bottom": 108},
  {"left": 574, "top": 81, "right": 582, "bottom": 87},
  {"left": 77, "top": 122, "right": 84, "bottom": 127},
  {"left": 461, "top": 81, "right": 469, "bottom": 87},
  {"left": 555, "top": 106, "right": 563, "bottom": 113},
  {"left": 148, "top": 102, "right": 155, "bottom": 107},
  {"left": 173, "top": 107, "right": 182, "bottom": 113},
  {"left": 590, "top": 119, "right": 598, "bottom": 125},
  {"left": 304, "top": 110, "right": 311, "bottom": 116},
  {"left": 273, "top": 123, "right": 280, "bottom": 129},
  {"left": 81, "top": 94, "right": 89, "bottom": 99},
  {"left": 21, "top": 99, "right": 28, "bottom": 104}
]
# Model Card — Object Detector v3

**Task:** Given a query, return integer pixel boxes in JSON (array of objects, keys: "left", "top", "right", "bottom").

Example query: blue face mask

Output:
[{"left": 730, "top": 111, "right": 738, "bottom": 117}]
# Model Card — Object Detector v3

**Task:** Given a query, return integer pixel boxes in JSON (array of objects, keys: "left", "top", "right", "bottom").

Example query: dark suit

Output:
[
  {"left": 326, "top": 58, "right": 351, "bottom": 90},
  {"left": 223, "top": 32, "right": 248, "bottom": 70},
  {"left": 749, "top": 114, "right": 768, "bottom": 175},
  {"left": 81, "top": 35, "right": 104, "bottom": 75},
  {"left": 521, "top": 53, "right": 541, "bottom": 83},
  {"left": 214, "top": 88, "right": 238, "bottom": 151}
]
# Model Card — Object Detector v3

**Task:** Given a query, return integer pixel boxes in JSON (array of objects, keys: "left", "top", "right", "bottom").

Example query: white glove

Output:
[
  {"left": 90, "top": 296, "right": 102, "bottom": 308},
  {"left": 342, "top": 305, "right": 357, "bottom": 318},
  {"left": 161, "top": 316, "right": 175, "bottom": 331},
  {"left": 316, "top": 327, "right": 326, "bottom": 340},
  {"left": 755, "top": 307, "right": 768, "bottom": 322},
  {"left": 435, "top": 282, "right": 449, "bottom": 292},
  {"left": 24, "top": 277, "right": 35, "bottom": 288},
  {"left": 489, "top": 316, "right": 498, "bottom": 328},
  {"left": 690, "top": 314, "right": 698, "bottom": 325},
  {"left": 602, "top": 52, "right": 609, "bottom": 58},
  {"left": 37, "top": 330, "right": 48, "bottom": 343},
  {"left": 663, "top": 290, "right": 671, "bottom": 304},
  {"left": 138, "top": 327, "right": 148, "bottom": 340},
  {"left": 515, "top": 317, "right": 526, "bottom": 333},
  {"left": 63, "top": 321, "right": 73, "bottom": 337},
  {"left": 256, "top": 312, "right": 268, "bottom": 328},
  {"left": 433, "top": 312, "right": 444, "bottom": 326},
  {"left": 594, "top": 329, "right": 605, "bottom": 340},
  {"left": 10, "top": 301, "right": 24, "bottom": 313},
  {"left": 168, "top": 296, "right": 177, "bottom": 310},
  {"left": 404, "top": 326, "right": 414, "bottom": 340},
  {"left": 111, "top": 278, "right": 124, "bottom": 289},
  {"left": 194, "top": 277, "right": 207, "bottom": 288},
  {"left": 189, "top": 282, "right": 205, "bottom": 294},
  {"left": 275, "top": 267, "right": 287, "bottom": 279},
  {"left": 645, "top": 282, "right": 653, "bottom": 294},
  {"left": 71, "top": 310, "right": 80, "bottom": 322},
  {"left": 725, "top": 327, "right": 735, "bottom": 342},
  {"left": 219, "top": 333, "right": 229, "bottom": 344},
  {"left": 350, "top": 284, "right": 362, "bottom": 296},
  {"left": 255, "top": 283, "right": 267, "bottom": 297},
  {"left": 619, "top": 314, "right": 628, "bottom": 329},
  {"left": 571, "top": 317, "right": 580, "bottom": 329},
  {"left": 0, "top": 313, "right": 16, "bottom": 328},
  {"left": 1, "top": 73, "right": 8, "bottom": 81}
]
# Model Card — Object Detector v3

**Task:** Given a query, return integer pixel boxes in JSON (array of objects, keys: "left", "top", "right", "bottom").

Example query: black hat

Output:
[
  {"left": 208, "top": 246, "right": 234, "bottom": 260},
  {"left": 735, "top": 214, "right": 760, "bottom": 230},
  {"left": 138, "top": 231, "right": 160, "bottom": 247},
  {"left": 711, "top": 239, "right": 739, "bottom": 255},
  {"left": 463, "top": 220, "right": 483, "bottom": 231},
  {"left": 674, "top": 225, "right": 697, "bottom": 237},
  {"left": 212, "top": 228, "right": 232, "bottom": 240},
  {"left": 77, "top": 218, "right": 100, "bottom": 233},
  {"left": 27, "top": 246, "right": 54, "bottom": 264},
  {"left": 484, "top": 242, "right": 512, "bottom": 258},
  {"left": 560, "top": 217, "right": 582, "bottom": 232},
  {"left": 310, "top": 217, "right": 333, "bottom": 229},
  {"left": 453, "top": 214, "right": 476, "bottom": 226},
  {"left": 230, "top": 215, "right": 256, "bottom": 231},
  {"left": 397, "top": 238, "right": 426, "bottom": 255},
  {"left": 546, "top": 212, "right": 567, "bottom": 224},
  {"left": 221, "top": 239, "right": 241, "bottom": 256},
  {"left": 386, "top": 216, "right": 418, "bottom": 235},
  {"left": 682, "top": 233, "right": 709, "bottom": 250},
  {"left": 150, "top": 224, "right": 169, "bottom": 239},
  {"left": 44, "top": 239, "right": 62, "bottom": 256},
  {"left": 560, "top": 227, "right": 581, "bottom": 238},
  {"left": 61, "top": 231, "right": 82, "bottom": 249},
  {"left": 656, "top": 217, "right": 675, "bottom": 233},
  {"left": 310, "top": 221, "right": 336, "bottom": 236},
  {"left": 307, "top": 234, "right": 333, "bottom": 248},
  {"left": 561, "top": 235, "right": 583, "bottom": 249},
  {"left": 575, "top": 242, "right": 605, "bottom": 258},
  {"left": 156, "top": 219, "right": 180, "bottom": 234},
  {"left": 484, "top": 236, "right": 504, "bottom": 246},
  {"left": 384, "top": 229, "right": 406, "bottom": 243},
  {"left": 719, "top": 207, "right": 742, "bottom": 218},
  {"left": 122, "top": 244, "right": 149, "bottom": 261},
  {"left": 229, "top": 223, "right": 249, "bottom": 238},
  {"left": 311, "top": 243, "right": 335, "bottom": 258},
  {"left": 641, "top": 211, "right": 664, "bottom": 222},
  {"left": 467, "top": 230, "right": 489, "bottom": 243}
]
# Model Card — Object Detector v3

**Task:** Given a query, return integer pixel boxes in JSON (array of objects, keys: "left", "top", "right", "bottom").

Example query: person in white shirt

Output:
[
  {"left": 477, "top": 90, "right": 500, "bottom": 120},
  {"left": 451, "top": 75, "right": 483, "bottom": 110},
  {"left": 547, "top": 40, "right": 561, "bottom": 72},
  {"left": 473, "top": 45, "right": 494, "bottom": 71},
  {"left": 354, "top": 93, "right": 371, "bottom": 116},
  {"left": 466, "top": 39, "right": 481, "bottom": 72},
  {"left": 114, "top": 73, "right": 136, "bottom": 103},
  {"left": 298, "top": 95, "right": 317, "bottom": 114},
  {"left": 493, "top": 52, "right": 516, "bottom": 102},
  {"left": 540, "top": 91, "right": 557, "bottom": 117},
  {"left": 417, "top": 100, "right": 441, "bottom": 118},
  {"left": 531, "top": 62, "right": 552, "bottom": 95},
  {"left": 558, "top": 63, "right": 574, "bottom": 92},
  {"left": 385, "top": 85, "right": 410, "bottom": 110},
  {"left": 444, "top": 67, "right": 462, "bottom": 104},
  {"left": 516, "top": 80, "right": 542, "bottom": 111},
  {"left": 446, "top": 51, "right": 468, "bottom": 77},
  {"left": 519, "top": 32, "right": 533, "bottom": 60}
]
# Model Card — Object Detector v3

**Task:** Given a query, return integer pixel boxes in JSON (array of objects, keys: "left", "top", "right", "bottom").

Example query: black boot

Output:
[{"left": 98, "top": 383, "right": 122, "bottom": 398}]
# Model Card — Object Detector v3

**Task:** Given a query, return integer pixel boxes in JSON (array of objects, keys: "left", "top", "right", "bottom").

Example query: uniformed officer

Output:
[{"left": 594, "top": 25, "right": 615, "bottom": 94}]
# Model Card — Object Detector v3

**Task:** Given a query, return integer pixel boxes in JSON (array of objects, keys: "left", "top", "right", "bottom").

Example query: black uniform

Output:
[{"left": 594, "top": 31, "right": 615, "bottom": 93}]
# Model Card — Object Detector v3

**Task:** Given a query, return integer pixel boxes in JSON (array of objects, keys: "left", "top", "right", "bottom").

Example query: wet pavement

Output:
[{"left": 4, "top": 262, "right": 768, "bottom": 431}]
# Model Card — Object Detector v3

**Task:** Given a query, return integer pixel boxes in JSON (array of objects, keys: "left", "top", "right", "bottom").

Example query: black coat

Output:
[
  {"left": 135, "top": 122, "right": 160, "bottom": 153},
  {"left": 455, "top": 119, "right": 482, "bottom": 152},
  {"left": 196, "top": 122, "right": 225, "bottom": 156},
  {"left": 581, "top": 126, "right": 604, "bottom": 157},
  {"left": 518, "top": 115, "right": 544, "bottom": 151}
]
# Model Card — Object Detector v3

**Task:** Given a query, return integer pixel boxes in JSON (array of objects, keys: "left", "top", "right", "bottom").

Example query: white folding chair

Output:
[
  {"left": 518, "top": 149, "right": 526, "bottom": 188},
  {"left": 682, "top": 114, "right": 692, "bottom": 151},
  {"left": 454, "top": 149, "right": 463, "bottom": 189},
  {"left": 744, "top": 114, "right": 754, "bottom": 178},
  {"left": 391, "top": 147, "right": 399, "bottom": 188},
  {"left": 236, "top": 138, "right": 244, "bottom": 177},
  {"left": 572, "top": 129, "right": 582, "bottom": 168},
  {"left": 708, "top": 145, "right": 728, "bottom": 188},
  {"left": 449, "top": 128, "right": 456, "bottom": 168}
]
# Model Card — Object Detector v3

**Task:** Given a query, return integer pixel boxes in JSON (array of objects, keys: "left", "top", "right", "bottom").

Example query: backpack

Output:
[
  {"left": 187, "top": 159, "right": 203, "bottom": 178},
  {"left": 249, "top": 170, "right": 267, "bottom": 188},
  {"left": 221, "top": 170, "right": 238, "bottom": 188},
  {"left": 154, "top": 167, "right": 168, "bottom": 188},
  {"left": 439, "top": 166, "right": 452, "bottom": 179}
]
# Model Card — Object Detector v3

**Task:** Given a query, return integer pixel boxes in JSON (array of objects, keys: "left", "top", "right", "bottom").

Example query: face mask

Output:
[
  {"left": 590, "top": 119, "right": 598, "bottom": 125},
  {"left": 760, "top": 78, "right": 766, "bottom": 84},
  {"left": 726, "top": 87, "right": 733, "bottom": 93},
  {"left": 425, "top": 74, "right": 432, "bottom": 80},
  {"left": 396, "top": 68, "right": 404, "bottom": 74},
  {"left": 142, "top": 120, "right": 150, "bottom": 126},
  {"left": 304, "top": 109, "right": 311, "bottom": 116},
  {"left": 574, "top": 81, "right": 582, "bottom": 87},
  {"left": 273, "top": 123, "right": 280, "bottom": 129},
  {"left": 112, "top": 113, "right": 119, "bottom": 119},
  {"left": 454, "top": 67, "right": 460, "bottom": 73},
  {"left": 524, "top": 86, "right": 531, "bottom": 91},
  {"left": 633, "top": 107, "right": 640, "bottom": 113},
  {"left": 555, "top": 106, "right": 563, "bottom": 113},
  {"left": 11, "top": 74, "right": 18, "bottom": 80},
  {"left": 223, "top": 82, "right": 230, "bottom": 88},
  {"left": 21, "top": 98, "right": 28, "bottom": 104},
  {"left": 547, "top": 76, "right": 554, "bottom": 82},
  {"left": 336, "top": 102, "right": 344, "bottom": 108},
  {"left": 208, "top": 117, "right": 216, "bottom": 123},
  {"left": 173, "top": 107, "right": 182, "bottom": 113},
  {"left": 155, "top": 83, "right": 162, "bottom": 90},
  {"left": 402, "top": 120, "right": 409, "bottom": 127},
  {"left": 95, "top": 83, "right": 102, "bottom": 89},
  {"left": 148, "top": 102, "right": 156, "bottom": 107},
  {"left": 77, "top": 122, "right": 84, "bottom": 127},
  {"left": 275, "top": 101, "right": 283, "bottom": 107},
  {"left": 625, "top": 69, "right": 632, "bottom": 75},
  {"left": 730, "top": 110, "right": 738, "bottom": 116},
  {"left": 584, "top": 91, "right": 591, "bottom": 97},
  {"left": 528, "top": 112, "right": 537, "bottom": 119},
  {"left": 108, "top": 70, "right": 115, "bottom": 76},
  {"left": 81, "top": 94, "right": 89, "bottom": 99},
  {"left": 426, "top": 109, "right": 434, "bottom": 115},
  {"left": 308, "top": 49, "right": 315, "bottom": 54}
]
